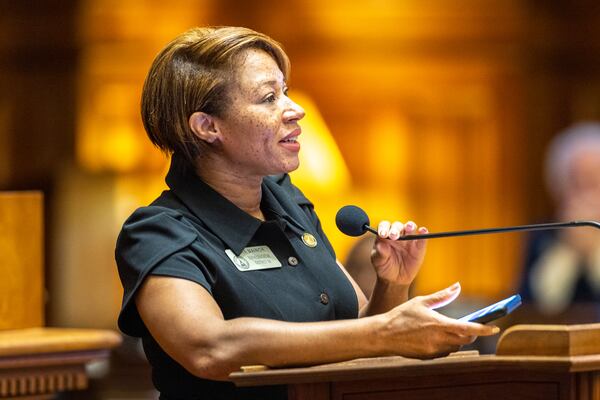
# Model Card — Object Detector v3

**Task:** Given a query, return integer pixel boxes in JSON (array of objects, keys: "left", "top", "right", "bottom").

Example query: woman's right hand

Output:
[{"left": 376, "top": 283, "right": 500, "bottom": 359}]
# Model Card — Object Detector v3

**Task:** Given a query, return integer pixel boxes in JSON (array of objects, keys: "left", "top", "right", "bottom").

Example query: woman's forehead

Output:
[{"left": 232, "top": 48, "right": 285, "bottom": 89}]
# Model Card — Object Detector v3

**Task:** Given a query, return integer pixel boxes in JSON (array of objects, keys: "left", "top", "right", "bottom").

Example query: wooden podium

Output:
[
  {"left": 0, "top": 192, "right": 121, "bottom": 399},
  {"left": 230, "top": 323, "right": 600, "bottom": 400}
]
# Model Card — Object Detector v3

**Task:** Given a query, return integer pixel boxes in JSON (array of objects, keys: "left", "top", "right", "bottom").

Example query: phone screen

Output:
[{"left": 458, "top": 294, "right": 522, "bottom": 324}]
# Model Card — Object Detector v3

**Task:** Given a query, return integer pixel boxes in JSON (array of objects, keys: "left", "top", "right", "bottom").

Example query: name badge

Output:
[{"left": 225, "top": 246, "right": 282, "bottom": 271}]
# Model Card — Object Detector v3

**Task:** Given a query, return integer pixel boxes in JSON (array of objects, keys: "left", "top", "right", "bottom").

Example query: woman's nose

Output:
[{"left": 283, "top": 97, "right": 305, "bottom": 122}]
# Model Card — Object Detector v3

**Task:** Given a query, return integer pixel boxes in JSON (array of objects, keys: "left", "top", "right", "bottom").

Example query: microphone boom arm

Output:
[{"left": 363, "top": 220, "right": 600, "bottom": 240}]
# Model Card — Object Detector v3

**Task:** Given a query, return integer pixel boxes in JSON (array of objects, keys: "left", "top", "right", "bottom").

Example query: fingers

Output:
[
  {"left": 415, "top": 227, "right": 428, "bottom": 249},
  {"left": 389, "top": 221, "right": 405, "bottom": 240},
  {"left": 377, "top": 220, "right": 394, "bottom": 237},
  {"left": 377, "top": 220, "right": 427, "bottom": 240},
  {"left": 445, "top": 332, "right": 477, "bottom": 347},
  {"left": 410, "top": 330, "right": 469, "bottom": 360},
  {"left": 437, "top": 314, "right": 500, "bottom": 337},
  {"left": 418, "top": 282, "right": 462, "bottom": 309},
  {"left": 417, "top": 291, "right": 501, "bottom": 337},
  {"left": 449, "top": 320, "right": 500, "bottom": 337},
  {"left": 385, "top": 298, "right": 500, "bottom": 360},
  {"left": 415, "top": 284, "right": 501, "bottom": 337}
]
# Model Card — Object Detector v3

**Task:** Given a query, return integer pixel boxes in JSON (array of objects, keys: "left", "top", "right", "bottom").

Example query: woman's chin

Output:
[
  {"left": 270, "top": 158, "right": 300, "bottom": 175},
  {"left": 284, "top": 159, "right": 300, "bottom": 174}
]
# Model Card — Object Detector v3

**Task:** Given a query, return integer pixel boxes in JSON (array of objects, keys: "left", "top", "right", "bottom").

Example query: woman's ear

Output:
[{"left": 189, "top": 112, "right": 220, "bottom": 144}]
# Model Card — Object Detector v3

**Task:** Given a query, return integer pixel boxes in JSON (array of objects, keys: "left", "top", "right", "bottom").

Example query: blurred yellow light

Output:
[
  {"left": 77, "top": 82, "right": 167, "bottom": 173},
  {"left": 289, "top": 90, "right": 352, "bottom": 195},
  {"left": 102, "top": 125, "right": 142, "bottom": 172}
]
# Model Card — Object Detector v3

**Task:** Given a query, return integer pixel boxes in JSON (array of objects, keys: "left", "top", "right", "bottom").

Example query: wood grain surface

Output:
[{"left": 0, "top": 192, "right": 44, "bottom": 330}]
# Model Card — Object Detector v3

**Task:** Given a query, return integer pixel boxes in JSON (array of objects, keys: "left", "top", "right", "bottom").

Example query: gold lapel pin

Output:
[{"left": 301, "top": 232, "right": 317, "bottom": 248}]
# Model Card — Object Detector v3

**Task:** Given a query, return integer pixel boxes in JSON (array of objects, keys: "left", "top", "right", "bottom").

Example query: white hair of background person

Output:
[{"left": 545, "top": 121, "right": 600, "bottom": 201}]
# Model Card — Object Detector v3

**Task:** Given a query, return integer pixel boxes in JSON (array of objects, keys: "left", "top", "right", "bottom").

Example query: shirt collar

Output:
[
  {"left": 261, "top": 181, "right": 308, "bottom": 234},
  {"left": 165, "top": 155, "right": 262, "bottom": 255}
]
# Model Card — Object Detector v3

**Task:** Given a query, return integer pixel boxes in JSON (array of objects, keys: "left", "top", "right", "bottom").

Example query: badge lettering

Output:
[{"left": 225, "top": 246, "right": 282, "bottom": 271}]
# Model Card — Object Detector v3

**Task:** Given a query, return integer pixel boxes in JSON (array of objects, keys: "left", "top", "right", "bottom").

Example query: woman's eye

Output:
[
  {"left": 264, "top": 94, "right": 276, "bottom": 103},
  {"left": 283, "top": 88, "right": 289, "bottom": 97}
]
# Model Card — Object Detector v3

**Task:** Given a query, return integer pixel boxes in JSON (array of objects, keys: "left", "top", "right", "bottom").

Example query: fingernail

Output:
[{"left": 492, "top": 327, "right": 500, "bottom": 334}]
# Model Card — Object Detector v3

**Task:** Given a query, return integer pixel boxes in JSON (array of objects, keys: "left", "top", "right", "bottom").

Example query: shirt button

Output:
[
  {"left": 320, "top": 292, "right": 329, "bottom": 305},
  {"left": 288, "top": 256, "right": 298, "bottom": 266}
]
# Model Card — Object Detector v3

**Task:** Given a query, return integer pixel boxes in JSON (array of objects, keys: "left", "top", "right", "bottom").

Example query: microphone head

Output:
[{"left": 336, "top": 205, "right": 370, "bottom": 237}]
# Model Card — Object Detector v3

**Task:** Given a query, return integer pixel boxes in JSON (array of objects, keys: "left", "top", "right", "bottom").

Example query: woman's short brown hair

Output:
[{"left": 141, "top": 26, "right": 290, "bottom": 167}]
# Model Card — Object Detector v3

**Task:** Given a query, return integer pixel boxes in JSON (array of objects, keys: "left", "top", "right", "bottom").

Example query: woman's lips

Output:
[{"left": 279, "top": 128, "right": 301, "bottom": 152}]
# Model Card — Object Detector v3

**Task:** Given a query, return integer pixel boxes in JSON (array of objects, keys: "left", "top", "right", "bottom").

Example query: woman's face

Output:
[{"left": 215, "top": 48, "right": 305, "bottom": 177}]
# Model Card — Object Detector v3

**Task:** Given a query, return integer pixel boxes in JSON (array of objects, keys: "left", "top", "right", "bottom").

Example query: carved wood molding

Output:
[
  {"left": 0, "top": 364, "right": 86, "bottom": 398},
  {"left": 0, "top": 328, "right": 120, "bottom": 399},
  {"left": 0, "top": 350, "right": 112, "bottom": 399}
]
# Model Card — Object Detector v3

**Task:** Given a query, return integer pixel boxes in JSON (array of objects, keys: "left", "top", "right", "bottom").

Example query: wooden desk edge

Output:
[
  {"left": 228, "top": 324, "right": 600, "bottom": 386},
  {"left": 0, "top": 327, "right": 122, "bottom": 358},
  {"left": 230, "top": 353, "right": 600, "bottom": 387}
]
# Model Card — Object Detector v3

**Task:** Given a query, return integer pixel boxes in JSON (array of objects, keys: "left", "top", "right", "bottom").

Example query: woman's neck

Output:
[{"left": 194, "top": 157, "right": 265, "bottom": 221}]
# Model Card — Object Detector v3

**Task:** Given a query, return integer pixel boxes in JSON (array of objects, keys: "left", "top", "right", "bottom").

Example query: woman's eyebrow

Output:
[
  {"left": 252, "top": 79, "right": 277, "bottom": 91},
  {"left": 252, "top": 78, "right": 286, "bottom": 91}
]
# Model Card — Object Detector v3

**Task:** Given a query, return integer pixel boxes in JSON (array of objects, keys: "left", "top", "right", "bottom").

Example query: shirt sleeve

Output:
[{"left": 115, "top": 206, "right": 210, "bottom": 337}]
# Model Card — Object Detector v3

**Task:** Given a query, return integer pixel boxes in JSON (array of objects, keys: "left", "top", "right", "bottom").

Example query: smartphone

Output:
[{"left": 458, "top": 294, "right": 522, "bottom": 324}]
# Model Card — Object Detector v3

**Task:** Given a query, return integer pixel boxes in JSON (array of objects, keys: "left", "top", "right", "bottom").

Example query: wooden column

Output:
[{"left": 0, "top": 192, "right": 44, "bottom": 330}]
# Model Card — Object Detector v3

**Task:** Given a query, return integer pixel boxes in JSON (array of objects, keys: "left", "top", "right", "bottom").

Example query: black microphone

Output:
[{"left": 335, "top": 205, "right": 600, "bottom": 240}]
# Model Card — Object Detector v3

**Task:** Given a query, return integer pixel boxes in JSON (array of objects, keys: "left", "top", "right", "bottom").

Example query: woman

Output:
[{"left": 116, "top": 26, "right": 498, "bottom": 400}]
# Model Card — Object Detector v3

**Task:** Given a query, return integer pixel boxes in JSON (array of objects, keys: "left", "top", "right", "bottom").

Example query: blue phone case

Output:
[{"left": 458, "top": 294, "right": 522, "bottom": 324}]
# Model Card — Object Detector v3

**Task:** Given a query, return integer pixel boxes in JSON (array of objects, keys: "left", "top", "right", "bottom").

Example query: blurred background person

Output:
[{"left": 519, "top": 122, "right": 600, "bottom": 320}]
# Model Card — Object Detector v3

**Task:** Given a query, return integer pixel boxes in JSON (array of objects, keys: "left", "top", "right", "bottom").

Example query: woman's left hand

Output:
[{"left": 370, "top": 220, "right": 428, "bottom": 286}]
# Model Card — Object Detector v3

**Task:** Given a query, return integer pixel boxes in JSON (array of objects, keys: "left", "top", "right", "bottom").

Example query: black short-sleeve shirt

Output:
[{"left": 115, "top": 156, "right": 359, "bottom": 400}]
